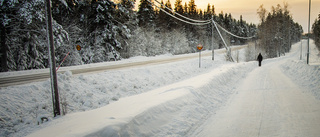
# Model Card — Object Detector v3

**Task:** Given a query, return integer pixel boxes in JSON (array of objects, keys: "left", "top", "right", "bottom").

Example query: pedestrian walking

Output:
[{"left": 257, "top": 53, "right": 263, "bottom": 67}]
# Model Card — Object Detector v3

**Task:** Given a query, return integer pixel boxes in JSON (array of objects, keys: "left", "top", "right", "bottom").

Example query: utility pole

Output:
[
  {"left": 300, "top": 41, "right": 303, "bottom": 60},
  {"left": 211, "top": 16, "right": 214, "bottom": 60},
  {"left": 45, "top": 0, "right": 60, "bottom": 117},
  {"left": 307, "top": 0, "right": 311, "bottom": 64}
]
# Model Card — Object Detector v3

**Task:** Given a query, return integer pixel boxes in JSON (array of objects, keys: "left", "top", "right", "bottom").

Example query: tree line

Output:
[
  {"left": 0, "top": 0, "right": 257, "bottom": 72},
  {"left": 312, "top": 13, "right": 320, "bottom": 50},
  {"left": 1, "top": 0, "right": 305, "bottom": 72},
  {"left": 256, "top": 3, "right": 303, "bottom": 58}
]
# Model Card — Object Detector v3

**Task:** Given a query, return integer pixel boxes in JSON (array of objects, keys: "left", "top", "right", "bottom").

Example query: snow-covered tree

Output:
[
  {"left": 257, "top": 3, "right": 302, "bottom": 58},
  {"left": 137, "top": 0, "right": 156, "bottom": 28},
  {"left": 114, "top": 0, "right": 138, "bottom": 58},
  {"left": 0, "top": 0, "right": 259, "bottom": 72},
  {"left": 156, "top": 0, "right": 167, "bottom": 30},
  {"left": 4, "top": 0, "right": 62, "bottom": 70},
  {"left": 312, "top": 13, "right": 320, "bottom": 50},
  {"left": 0, "top": 0, "right": 20, "bottom": 72}
]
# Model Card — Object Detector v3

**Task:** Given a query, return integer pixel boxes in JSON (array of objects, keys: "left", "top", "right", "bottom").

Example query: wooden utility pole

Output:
[
  {"left": 307, "top": 0, "right": 311, "bottom": 64},
  {"left": 45, "top": 0, "right": 60, "bottom": 117},
  {"left": 211, "top": 16, "right": 214, "bottom": 61}
]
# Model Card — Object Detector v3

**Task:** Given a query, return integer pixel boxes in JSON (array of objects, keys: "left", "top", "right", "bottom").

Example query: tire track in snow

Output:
[{"left": 257, "top": 72, "right": 268, "bottom": 137}]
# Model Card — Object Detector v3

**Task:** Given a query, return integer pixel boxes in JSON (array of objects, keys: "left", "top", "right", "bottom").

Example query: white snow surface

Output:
[
  {"left": 192, "top": 49, "right": 320, "bottom": 136},
  {"left": 0, "top": 40, "right": 319, "bottom": 137}
]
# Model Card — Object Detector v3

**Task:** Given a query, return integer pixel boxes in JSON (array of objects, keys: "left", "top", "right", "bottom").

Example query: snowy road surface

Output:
[{"left": 192, "top": 59, "right": 320, "bottom": 136}]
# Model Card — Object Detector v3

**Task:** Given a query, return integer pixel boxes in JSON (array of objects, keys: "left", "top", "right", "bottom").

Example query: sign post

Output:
[{"left": 197, "top": 44, "right": 203, "bottom": 68}]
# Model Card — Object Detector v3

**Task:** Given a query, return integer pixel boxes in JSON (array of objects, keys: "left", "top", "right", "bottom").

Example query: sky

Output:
[{"left": 134, "top": 0, "right": 320, "bottom": 33}]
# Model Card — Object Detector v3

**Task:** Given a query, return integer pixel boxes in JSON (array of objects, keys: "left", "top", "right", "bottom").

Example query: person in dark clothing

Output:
[{"left": 257, "top": 53, "right": 263, "bottom": 67}]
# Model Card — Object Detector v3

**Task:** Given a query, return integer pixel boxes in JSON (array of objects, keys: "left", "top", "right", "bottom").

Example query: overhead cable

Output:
[
  {"left": 212, "top": 19, "right": 255, "bottom": 39},
  {"left": 146, "top": 0, "right": 211, "bottom": 26},
  {"left": 146, "top": 0, "right": 255, "bottom": 39},
  {"left": 212, "top": 20, "right": 229, "bottom": 50},
  {"left": 153, "top": 0, "right": 211, "bottom": 23},
  {"left": 212, "top": 20, "right": 234, "bottom": 61}
]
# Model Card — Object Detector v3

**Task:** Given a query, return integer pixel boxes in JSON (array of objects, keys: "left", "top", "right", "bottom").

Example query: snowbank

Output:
[
  {"left": 281, "top": 59, "right": 320, "bottom": 99},
  {"left": 27, "top": 62, "right": 256, "bottom": 137},
  {"left": 280, "top": 39, "right": 320, "bottom": 99},
  {"left": 0, "top": 50, "right": 233, "bottom": 136}
]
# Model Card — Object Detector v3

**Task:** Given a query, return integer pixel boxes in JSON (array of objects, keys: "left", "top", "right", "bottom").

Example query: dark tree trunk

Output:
[{"left": 0, "top": 24, "right": 8, "bottom": 72}]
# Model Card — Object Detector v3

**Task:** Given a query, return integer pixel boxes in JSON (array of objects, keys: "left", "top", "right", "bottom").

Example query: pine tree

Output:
[
  {"left": 157, "top": 0, "right": 166, "bottom": 29},
  {"left": 164, "top": 0, "right": 176, "bottom": 29},
  {"left": 183, "top": 2, "right": 188, "bottom": 16},
  {"left": 188, "top": 0, "right": 197, "bottom": 17},
  {"left": 7, "top": 1, "right": 49, "bottom": 70},
  {"left": 212, "top": 5, "right": 216, "bottom": 15},
  {"left": 174, "top": 0, "right": 183, "bottom": 14},
  {"left": 257, "top": 3, "right": 302, "bottom": 58},
  {"left": 0, "top": 0, "right": 19, "bottom": 71},
  {"left": 137, "top": 0, "right": 156, "bottom": 28},
  {"left": 116, "top": 0, "right": 138, "bottom": 58},
  {"left": 312, "top": 13, "right": 320, "bottom": 50},
  {"left": 120, "top": 0, "right": 136, "bottom": 9},
  {"left": 173, "top": 0, "right": 184, "bottom": 29}
]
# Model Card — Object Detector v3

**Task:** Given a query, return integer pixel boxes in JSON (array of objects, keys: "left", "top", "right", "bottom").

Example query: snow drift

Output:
[{"left": 27, "top": 62, "right": 256, "bottom": 137}]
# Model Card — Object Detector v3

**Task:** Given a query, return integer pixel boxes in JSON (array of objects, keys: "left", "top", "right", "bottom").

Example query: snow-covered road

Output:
[{"left": 192, "top": 58, "right": 320, "bottom": 136}]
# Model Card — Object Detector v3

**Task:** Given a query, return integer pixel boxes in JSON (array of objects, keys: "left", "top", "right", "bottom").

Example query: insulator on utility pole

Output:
[{"left": 45, "top": 0, "right": 60, "bottom": 117}]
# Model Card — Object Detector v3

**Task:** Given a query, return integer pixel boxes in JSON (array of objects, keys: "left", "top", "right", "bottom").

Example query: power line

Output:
[
  {"left": 212, "top": 20, "right": 228, "bottom": 50},
  {"left": 212, "top": 19, "right": 255, "bottom": 39},
  {"left": 153, "top": 0, "right": 211, "bottom": 23},
  {"left": 147, "top": 0, "right": 255, "bottom": 39},
  {"left": 146, "top": 0, "right": 211, "bottom": 26}
]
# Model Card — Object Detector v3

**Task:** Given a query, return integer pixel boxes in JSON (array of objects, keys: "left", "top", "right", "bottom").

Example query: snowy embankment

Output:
[
  {"left": 281, "top": 60, "right": 320, "bottom": 99},
  {"left": 280, "top": 39, "right": 320, "bottom": 99},
  {"left": 0, "top": 47, "right": 246, "bottom": 136},
  {"left": 27, "top": 62, "right": 256, "bottom": 137}
]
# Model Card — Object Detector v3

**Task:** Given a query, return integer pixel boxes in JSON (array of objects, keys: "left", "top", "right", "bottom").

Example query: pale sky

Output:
[{"left": 134, "top": 0, "right": 320, "bottom": 33}]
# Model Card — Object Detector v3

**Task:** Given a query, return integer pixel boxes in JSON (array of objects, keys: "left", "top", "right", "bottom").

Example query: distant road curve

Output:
[{"left": 0, "top": 46, "right": 245, "bottom": 87}]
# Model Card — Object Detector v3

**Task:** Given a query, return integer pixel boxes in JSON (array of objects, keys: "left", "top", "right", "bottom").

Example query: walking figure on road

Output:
[{"left": 257, "top": 53, "right": 263, "bottom": 67}]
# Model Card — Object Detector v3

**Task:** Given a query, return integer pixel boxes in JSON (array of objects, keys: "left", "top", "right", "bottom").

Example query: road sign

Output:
[
  {"left": 197, "top": 44, "right": 203, "bottom": 68},
  {"left": 76, "top": 45, "right": 81, "bottom": 51},
  {"left": 197, "top": 44, "right": 203, "bottom": 50}
]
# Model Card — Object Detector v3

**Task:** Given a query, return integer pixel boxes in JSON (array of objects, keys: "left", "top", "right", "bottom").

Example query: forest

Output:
[
  {"left": 256, "top": 3, "right": 303, "bottom": 58},
  {"left": 0, "top": 0, "right": 306, "bottom": 72},
  {"left": 312, "top": 13, "right": 320, "bottom": 50}
]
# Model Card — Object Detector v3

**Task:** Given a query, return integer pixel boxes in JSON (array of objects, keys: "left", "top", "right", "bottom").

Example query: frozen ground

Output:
[{"left": 1, "top": 40, "right": 319, "bottom": 137}]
